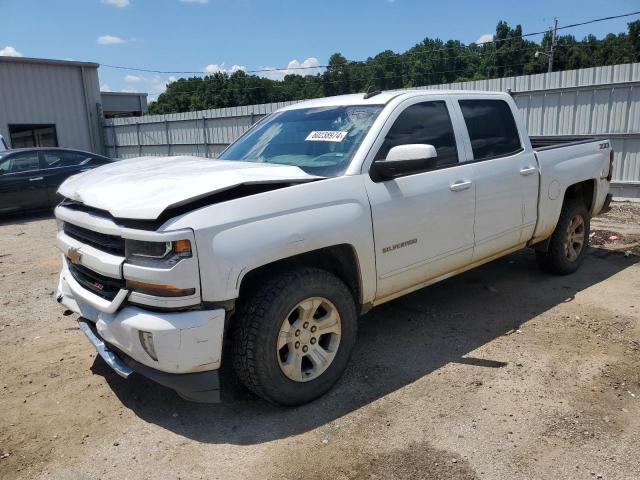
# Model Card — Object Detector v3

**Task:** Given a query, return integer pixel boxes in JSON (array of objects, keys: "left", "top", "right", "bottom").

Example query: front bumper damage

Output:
[
  {"left": 78, "top": 319, "right": 221, "bottom": 402},
  {"left": 58, "top": 263, "right": 225, "bottom": 403}
]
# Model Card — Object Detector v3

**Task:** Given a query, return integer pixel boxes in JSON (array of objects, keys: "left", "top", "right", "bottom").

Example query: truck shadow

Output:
[{"left": 95, "top": 246, "right": 638, "bottom": 445}]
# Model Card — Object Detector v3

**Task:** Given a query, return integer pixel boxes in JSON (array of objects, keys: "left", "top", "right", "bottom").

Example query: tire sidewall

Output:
[
  {"left": 250, "top": 269, "right": 357, "bottom": 405},
  {"left": 551, "top": 202, "right": 590, "bottom": 273}
]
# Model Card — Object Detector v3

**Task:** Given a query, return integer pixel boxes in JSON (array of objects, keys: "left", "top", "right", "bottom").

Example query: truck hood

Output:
[{"left": 58, "top": 155, "right": 322, "bottom": 220}]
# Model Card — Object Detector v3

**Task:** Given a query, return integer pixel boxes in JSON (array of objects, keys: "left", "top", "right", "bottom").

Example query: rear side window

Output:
[
  {"left": 376, "top": 101, "right": 458, "bottom": 167},
  {"left": 43, "top": 151, "right": 90, "bottom": 168},
  {"left": 459, "top": 99, "right": 521, "bottom": 160}
]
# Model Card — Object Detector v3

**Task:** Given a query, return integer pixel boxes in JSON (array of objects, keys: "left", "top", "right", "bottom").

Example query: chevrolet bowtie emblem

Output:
[{"left": 67, "top": 247, "right": 82, "bottom": 265}]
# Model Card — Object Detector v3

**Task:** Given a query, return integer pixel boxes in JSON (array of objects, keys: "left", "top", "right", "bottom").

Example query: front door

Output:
[
  {"left": 40, "top": 150, "right": 93, "bottom": 205},
  {"left": 364, "top": 98, "right": 476, "bottom": 301}
]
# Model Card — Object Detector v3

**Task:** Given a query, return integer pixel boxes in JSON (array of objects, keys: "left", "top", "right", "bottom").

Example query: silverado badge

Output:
[
  {"left": 67, "top": 247, "right": 82, "bottom": 265},
  {"left": 382, "top": 238, "right": 418, "bottom": 254}
]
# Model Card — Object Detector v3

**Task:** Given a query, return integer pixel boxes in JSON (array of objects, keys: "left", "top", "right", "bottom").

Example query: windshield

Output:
[{"left": 218, "top": 105, "right": 383, "bottom": 177}]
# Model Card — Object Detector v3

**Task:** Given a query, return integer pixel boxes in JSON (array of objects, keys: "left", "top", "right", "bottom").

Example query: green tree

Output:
[{"left": 148, "top": 19, "right": 639, "bottom": 115}]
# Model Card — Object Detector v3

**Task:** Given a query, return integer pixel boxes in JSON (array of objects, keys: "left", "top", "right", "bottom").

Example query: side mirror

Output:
[{"left": 372, "top": 144, "right": 438, "bottom": 180}]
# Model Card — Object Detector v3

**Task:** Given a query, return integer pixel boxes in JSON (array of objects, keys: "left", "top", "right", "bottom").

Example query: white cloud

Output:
[
  {"left": 179, "top": 0, "right": 209, "bottom": 3},
  {"left": 97, "top": 35, "right": 126, "bottom": 45},
  {"left": 203, "top": 63, "right": 246, "bottom": 74},
  {"left": 149, "top": 75, "right": 178, "bottom": 95},
  {"left": 124, "top": 74, "right": 142, "bottom": 82},
  {"left": 100, "top": 84, "right": 112, "bottom": 92},
  {"left": 258, "top": 57, "right": 322, "bottom": 81},
  {"left": 101, "top": 0, "right": 130, "bottom": 7},
  {"left": 0, "top": 45, "right": 23, "bottom": 57},
  {"left": 475, "top": 33, "right": 494, "bottom": 45}
]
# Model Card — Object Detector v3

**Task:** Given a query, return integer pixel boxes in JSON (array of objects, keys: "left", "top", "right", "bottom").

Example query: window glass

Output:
[
  {"left": 87, "top": 156, "right": 110, "bottom": 167},
  {"left": 0, "top": 152, "right": 40, "bottom": 173},
  {"left": 375, "top": 101, "right": 458, "bottom": 167},
  {"left": 44, "top": 151, "right": 90, "bottom": 168},
  {"left": 219, "top": 105, "right": 383, "bottom": 177},
  {"left": 459, "top": 100, "right": 521, "bottom": 160},
  {"left": 9, "top": 124, "right": 58, "bottom": 148}
]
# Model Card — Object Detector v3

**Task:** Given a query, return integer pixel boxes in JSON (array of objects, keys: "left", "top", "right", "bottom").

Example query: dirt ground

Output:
[{"left": 1, "top": 203, "right": 639, "bottom": 480}]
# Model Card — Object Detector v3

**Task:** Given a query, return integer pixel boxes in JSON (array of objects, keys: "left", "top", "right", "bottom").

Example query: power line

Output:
[
  {"left": 102, "top": 10, "right": 640, "bottom": 77},
  {"left": 146, "top": 39, "right": 618, "bottom": 100},
  {"left": 146, "top": 61, "right": 544, "bottom": 99}
]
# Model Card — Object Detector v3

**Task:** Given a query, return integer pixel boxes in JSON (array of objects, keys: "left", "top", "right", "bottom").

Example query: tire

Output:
[
  {"left": 231, "top": 267, "right": 358, "bottom": 406},
  {"left": 536, "top": 200, "right": 590, "bottom": 275}
]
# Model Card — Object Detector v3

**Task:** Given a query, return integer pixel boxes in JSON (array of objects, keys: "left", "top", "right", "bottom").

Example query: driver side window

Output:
[
  {"left": 0, "top": 152, "right": 41, "bottom": 174},
  {"left": 375, "top": 101, "right": 458, "bottom": 168}
]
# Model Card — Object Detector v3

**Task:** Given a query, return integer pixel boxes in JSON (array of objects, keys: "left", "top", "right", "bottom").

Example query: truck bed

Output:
[
  {"left": 531, "top": 136, "right": 611, "bottom": 243},
  {"left": 530, "top": 135, "right": 606, "bottom": 151}
]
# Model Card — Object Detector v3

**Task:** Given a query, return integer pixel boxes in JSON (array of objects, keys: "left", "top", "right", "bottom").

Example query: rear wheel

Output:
[
  {"left": 536, "top": 201, "right": 590, "bottom": 275},
  {"left": 231, "top": 267, "right": 357, "bottom": 405}
]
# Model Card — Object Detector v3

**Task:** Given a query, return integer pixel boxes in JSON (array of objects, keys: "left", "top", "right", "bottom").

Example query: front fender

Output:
[{"left": 181, "top": 176, "right": 376, "bottom": 304}]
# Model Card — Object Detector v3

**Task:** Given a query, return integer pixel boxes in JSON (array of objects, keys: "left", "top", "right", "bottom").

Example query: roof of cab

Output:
[{"left": 278, "top": 89, "right": 510, "bottom": 111}]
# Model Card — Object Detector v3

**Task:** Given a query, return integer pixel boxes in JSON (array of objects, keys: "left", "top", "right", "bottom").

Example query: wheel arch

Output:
[
  {"left": 534, "top": 179, "right": 596, "bottom": 252},
  {"left": 237, "top": 244, "right": 364, "bottom": 312},
  {"left": 563, "top": 179, "right": 596, "bottom": 214}
]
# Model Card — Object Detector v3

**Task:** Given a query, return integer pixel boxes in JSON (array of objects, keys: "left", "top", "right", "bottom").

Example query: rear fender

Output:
[{"left": 532, "top": 143, "right": 610, "bottom": 243}]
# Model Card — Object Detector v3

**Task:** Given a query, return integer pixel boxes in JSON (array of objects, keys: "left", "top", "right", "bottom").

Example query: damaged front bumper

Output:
[
  {"left": 78, "top": 319, "right": 221, "bottom": 402},
  {"left": 58, "top": 266, "right": 226, "bottom": 403}
]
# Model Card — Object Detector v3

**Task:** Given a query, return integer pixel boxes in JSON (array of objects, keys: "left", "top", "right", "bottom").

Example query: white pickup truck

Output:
[{"left": 55, "top": 90, "right": 613, "bottom": 405}]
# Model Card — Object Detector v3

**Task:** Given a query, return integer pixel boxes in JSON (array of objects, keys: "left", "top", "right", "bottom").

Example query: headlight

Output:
[{"left": 125, "top": 239, "right": 192, "bottom": 267}]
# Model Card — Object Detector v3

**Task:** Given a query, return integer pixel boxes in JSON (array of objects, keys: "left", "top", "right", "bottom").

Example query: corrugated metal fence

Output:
[{"left": 104, "top": 62, "right": 640, "bottom": 197}]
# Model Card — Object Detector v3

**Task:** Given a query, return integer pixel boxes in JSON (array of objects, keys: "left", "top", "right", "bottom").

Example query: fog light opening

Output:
[{"left": 139, "top": 330, "right": 158, "bottom": 361}]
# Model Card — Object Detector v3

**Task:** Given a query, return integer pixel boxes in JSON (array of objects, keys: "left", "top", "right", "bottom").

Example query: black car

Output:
[{"left": 0, "top": 148, "right": 114, "bottom": 214}]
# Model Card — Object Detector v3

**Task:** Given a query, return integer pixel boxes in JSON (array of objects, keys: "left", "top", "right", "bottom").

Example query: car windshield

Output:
[{"left": 218, "top": 105, "right": 384, "bottom": 177}]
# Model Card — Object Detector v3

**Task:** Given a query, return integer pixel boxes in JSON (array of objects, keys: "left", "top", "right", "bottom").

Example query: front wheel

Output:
[
  {"left": 536, "top": 201, "right": 590, "bottom": 275},
  {"left": 231, "top": 267, "right": 357, "bottom": 405}
]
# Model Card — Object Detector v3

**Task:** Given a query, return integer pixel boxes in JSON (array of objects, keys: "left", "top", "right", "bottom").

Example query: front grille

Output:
[
  {"left": 63, "top": 222, "right": 125, "bottom": 256},
  {"left": 68, "top": 262, "right": 125, "bottom": 301}
]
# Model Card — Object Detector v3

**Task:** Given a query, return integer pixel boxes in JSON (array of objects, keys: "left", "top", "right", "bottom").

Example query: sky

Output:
[{"left": 1, "top": 0, "right": 639, "bottom": 101}]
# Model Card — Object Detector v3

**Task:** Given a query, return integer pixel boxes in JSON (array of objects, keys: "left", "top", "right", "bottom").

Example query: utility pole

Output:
[{"left": 548, "top": 17, "right": 558, "bottom": 73}]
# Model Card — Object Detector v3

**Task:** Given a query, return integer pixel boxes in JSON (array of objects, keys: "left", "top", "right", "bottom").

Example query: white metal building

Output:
[
  {"left": 0, "top": 56, "right": 105, "bottom": 153},
  {"left": 0, "top": 56, "right": 148, "bottom": 154}
]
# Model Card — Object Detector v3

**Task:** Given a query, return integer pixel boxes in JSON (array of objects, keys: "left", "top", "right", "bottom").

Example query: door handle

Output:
[
  {"left": 29, "top": 176, "right": 44, "bottom": 182},
  {"left": 450, "top": 180, "right": 472, "bottom": 192},
  {"left": 520, "top": 166, "right": 537, "bottom": 176}
]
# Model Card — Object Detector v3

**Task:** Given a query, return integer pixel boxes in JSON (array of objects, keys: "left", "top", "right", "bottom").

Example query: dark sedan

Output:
[{"left": 0, "top": 148, "right": 114, "bottom": 214}]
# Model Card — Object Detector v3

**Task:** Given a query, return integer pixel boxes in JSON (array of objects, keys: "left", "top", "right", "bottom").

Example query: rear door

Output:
[
  {"left": 455, "top": 98, "right": 539, "bottom": 261},
  {"left": 0, "top": 151, "right": 47, "bottom": 212},
  {"left": 364, "top": 96, "right": 476, "bottom": 300},
  {"left": 41, "top": 150, "right": 94, "bottom": 205}
]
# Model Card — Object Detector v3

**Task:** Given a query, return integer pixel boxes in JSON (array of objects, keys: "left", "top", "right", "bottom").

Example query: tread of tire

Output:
[
  {"left": 231, "top": 267, "right": 339, "bottom": 402},
  {"left": 536, "top": 200, "right": 589, "bottom": 275}
]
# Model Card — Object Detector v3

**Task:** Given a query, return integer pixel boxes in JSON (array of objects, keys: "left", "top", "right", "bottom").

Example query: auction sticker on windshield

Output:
[{"left": 305, "top": 131, "right": 348, "bottom": 142}]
